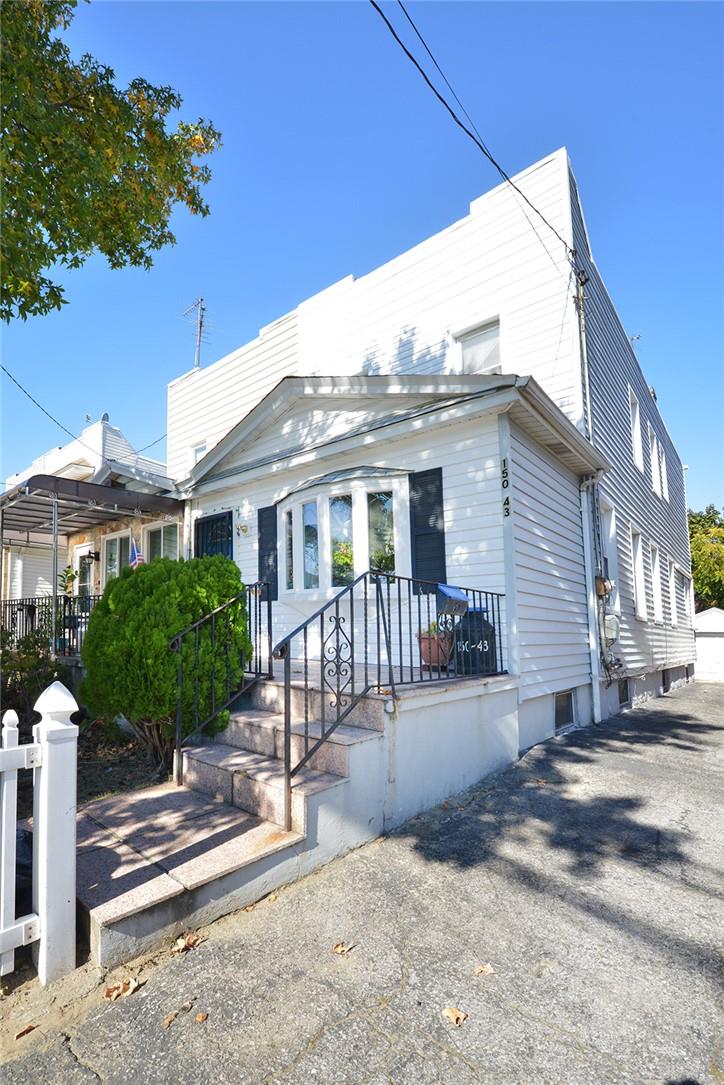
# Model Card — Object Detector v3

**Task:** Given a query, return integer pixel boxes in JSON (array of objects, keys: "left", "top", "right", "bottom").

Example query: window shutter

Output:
[
  {"left": 257, "top": 506, "right": 278, "bottom": 601},
  {"left": 409, "top": 468, "right": 447, "bottom": 590}
]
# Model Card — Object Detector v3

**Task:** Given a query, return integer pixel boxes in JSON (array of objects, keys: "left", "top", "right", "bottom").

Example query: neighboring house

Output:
[
  {"left": 166, "top": 147, "right": 694, "bottom": 741},
  {"left": 693, "top": 607, "right": 724, "bottom": 683},
  {"left": 2, "top": 415, "right": 178, "bottom": 600}
]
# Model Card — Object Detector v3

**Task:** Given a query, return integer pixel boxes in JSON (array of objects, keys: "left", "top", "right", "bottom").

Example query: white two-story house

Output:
[{"left": 165, "top": 147, "right": 694, "bottom": 750}]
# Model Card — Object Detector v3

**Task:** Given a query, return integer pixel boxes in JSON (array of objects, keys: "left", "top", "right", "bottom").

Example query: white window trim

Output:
[
  {"left": 72, "top": 543, "right": 95, "bottom": 596},
  {"left": 668, "top": 557, "right": 678, "bottom": 626},
  {"left": 650, "top": 542, "right": 663, "bottom": 623},
  {"left": 101, "top": 528, "right": 132, "bottom": 589},
  {"left": 449, "top": 315, "right": 502, "bottom": 375},
  {"left": 629, "top": 387, "right": 644, "bottom": 472},
  {"left": 648, "top": 423, "right": 662, "bottom": 497},
  {"left": 630, "top": 525, "right": 647, "bottom": 621},
  {"left": 278, "top": 475, "right": 411, "bottom": 603},
  {"left": 599, "top": 499, "right": 621, "bottom": 614},
  {"left": 142, "top": 520, "right": 180, "bottom": 562}
]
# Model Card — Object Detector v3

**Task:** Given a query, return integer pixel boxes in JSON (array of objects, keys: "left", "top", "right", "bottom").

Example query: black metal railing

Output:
[
  {"left": 273, "top": 571, "right": 506, "bottom": 830},
  {"left": 0, "top": 594, "right": 102, "bottom": 657},
  {"left": 169, "top": 581, "right": 272, "bottom": 783}
]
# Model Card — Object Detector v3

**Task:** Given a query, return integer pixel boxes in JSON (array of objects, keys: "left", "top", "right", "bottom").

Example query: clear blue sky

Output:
[{"left": 2, "top": 1, "right": 722, "bottom": 508}]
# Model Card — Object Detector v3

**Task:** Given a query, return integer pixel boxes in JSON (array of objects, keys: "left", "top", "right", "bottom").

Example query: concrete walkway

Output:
[{"left": 3, "top": 682, "right": 723, "bottom": 1084}]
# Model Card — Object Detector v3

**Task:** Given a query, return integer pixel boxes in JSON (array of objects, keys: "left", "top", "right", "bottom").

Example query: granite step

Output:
[
  {"left": 219, "top": 707, "right": 382, "bottom": 776},
  {"left": 181, "top": 743, "right": 346, "bottom": 833},
  {"left": 245, "top": 678, "right": 389, "bottom": 732}
]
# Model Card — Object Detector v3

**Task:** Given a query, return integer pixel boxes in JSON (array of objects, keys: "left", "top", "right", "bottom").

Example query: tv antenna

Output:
[{"left": 182, "top": 297, "right": 208, "bottom": 369}]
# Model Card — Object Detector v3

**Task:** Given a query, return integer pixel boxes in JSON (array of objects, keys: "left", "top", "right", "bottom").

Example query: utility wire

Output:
[
  {"left": 1, "top": 362, "right": 164, "bottom": 467},
  {"left": 394, "top": 0, "right": 570, "bottom": 284},
  {"left": 369, "top": 0, "right": 575, "bottom": 263}
]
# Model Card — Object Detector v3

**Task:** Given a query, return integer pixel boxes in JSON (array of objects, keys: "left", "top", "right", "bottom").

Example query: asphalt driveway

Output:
[{"left": 3, "top": 681, "right": 722, "bottom": 1084}]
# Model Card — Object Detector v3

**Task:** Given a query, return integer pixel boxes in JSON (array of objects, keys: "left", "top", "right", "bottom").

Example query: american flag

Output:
[{"left": 130, "top": 538, "right": 145, "bottom": 569}]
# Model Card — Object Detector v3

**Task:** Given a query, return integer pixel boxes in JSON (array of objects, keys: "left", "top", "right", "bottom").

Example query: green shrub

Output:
[
  {"left": 80, "top": 555, "right": 252, "bottom": 767},
  {"left": 0, "top": 630, "right": 71, "bottom": 739}
]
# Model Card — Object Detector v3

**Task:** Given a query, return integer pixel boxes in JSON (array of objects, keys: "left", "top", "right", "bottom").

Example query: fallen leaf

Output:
[
  {"left": 171, "top": 931, "right": 205, "bottom": 955},
  {"left": 268, "top": 893, "right": 277, "bottom": 902},
  {"left": 179, "top": 1000, "right": 195, "bottom": 1013},
  {"left": 14, "top": 1023, "right": 37, "bottom": 1040},
  {"left": 474, "top": 962, "right": 495, "bottom": 976},
  {"left": 442, "top": 1006, "right": 467, "bottom": 1027},
  {"left": 162, "top": 1011, "right": 178, "bottom": 1030},
  {"left": 195, "top": 1012, "right": 208, "bottom": 1024},
  {"left": 103, "top": 977, "right": 142, "bottom": 1002},
  {"left": 332, "top": 942, "right": 356, "bottom": 955}
]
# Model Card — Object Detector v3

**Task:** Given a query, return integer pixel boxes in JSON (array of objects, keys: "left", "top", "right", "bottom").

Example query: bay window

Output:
[{"left": 281, "top": 474, "right": 408, "bottom": 594}]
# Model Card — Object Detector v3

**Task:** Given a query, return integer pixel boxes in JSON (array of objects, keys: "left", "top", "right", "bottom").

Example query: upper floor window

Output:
[
  {"left": 192, "top": 442, "right": 207, "bottom": 465},
  {"left": 659, "top": 447, "right": 669, "bottom": 501},
  {"left": 650, "top": 543, "right": 663, "bottom": 622},
  {"left": 600, "top": 500, "right": 620, "bottom": 613},
  {"left": 459, "top": 322, "right": 500, "bottom": 374},
  {"left": 146, "top": 523, "right": 179, "bottom": 562},
  {"left": 631, "top": 527, "right": 647, "bottom": 620},
  {"left": 648, "top": 424, "right": 662, "bottom": 496},
  {"left": 629, "top": 388, "right": 644, "bottom": 471}
]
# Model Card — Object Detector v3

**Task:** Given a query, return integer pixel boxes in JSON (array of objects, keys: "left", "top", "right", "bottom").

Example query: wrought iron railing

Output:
[
  {"left": 169, "top": 581, "right": 272, "bottom": 783},
  {"left": 273, "top": 571, "right": 506, "bottom": 830},
  {"left": 0, "top": 594, "right": 101, "bottom": 657}
]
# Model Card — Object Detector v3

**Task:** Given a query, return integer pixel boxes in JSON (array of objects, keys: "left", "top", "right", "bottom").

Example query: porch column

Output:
[{"left": 50, "top": 494, "right": 58, "bottom": 657}]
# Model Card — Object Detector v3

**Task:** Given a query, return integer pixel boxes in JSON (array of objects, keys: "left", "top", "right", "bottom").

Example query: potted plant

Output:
[
  {"left": 417, "top": 620, "right": 453, "bottom": 669},
  {"left": 58, "top": 565, "right": 78, "bottom": 596}
]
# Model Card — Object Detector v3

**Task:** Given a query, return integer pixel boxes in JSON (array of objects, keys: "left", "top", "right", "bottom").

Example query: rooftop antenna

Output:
[
  {"left": 629, "top": 334, "right": 641, "bottom": 348},
  {"left": 182, "top": 297, "right": 207, "bottom": 369}
]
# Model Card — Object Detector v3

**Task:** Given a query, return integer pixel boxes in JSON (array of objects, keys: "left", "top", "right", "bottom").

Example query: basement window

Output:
[
  {"left": 554, "top": 690, "right": 575, "bottom": 731},
  {"left": 618, "top": 678, "right": 630, "bottom": 706}
]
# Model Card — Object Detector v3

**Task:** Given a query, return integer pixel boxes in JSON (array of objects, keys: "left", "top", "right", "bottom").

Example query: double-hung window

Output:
[
  {"left": 648, "top": 424, "right": 662, "bottom": 496},
  {"left": 146, "top": 523, "right": 179, "bottom": 562},
  {"left": 650, "top": 543, "right": 663, "bottom": 622},
  {"left": 668, "top": 559, "right": 678, "bottom": 625},
  {"left": 629, "top": 388, "right": 644, "bottom": 471},
  {"left": 631, "top": 527, "right": 647, "bottom": 620},
  {"left": 103, "top": 532, "right": 130, "bottom": 585},
  {"left": 458, "top": 322, "right": 500, "bottom": 374}
]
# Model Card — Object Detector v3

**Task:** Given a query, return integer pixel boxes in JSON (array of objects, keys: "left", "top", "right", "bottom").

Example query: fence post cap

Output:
[
  {"left": 33, "top": 680, "right": 79, "bottom": 720},
  {"left": 2, "top": 708, "right": 19, "bottom": 729}
]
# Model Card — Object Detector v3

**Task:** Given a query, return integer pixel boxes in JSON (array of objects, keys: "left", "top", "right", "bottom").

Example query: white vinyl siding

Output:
[
  {"left": 510, "top": 423, "right": 591, "bottom": 700},
  {"left": 569, "top": 167, "right": 694, "bottom": 674}
]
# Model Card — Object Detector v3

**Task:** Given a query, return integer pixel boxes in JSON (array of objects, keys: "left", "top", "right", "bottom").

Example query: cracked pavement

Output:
[{"left": 2, "top": 681, "right": 723, "bottom": 1084}]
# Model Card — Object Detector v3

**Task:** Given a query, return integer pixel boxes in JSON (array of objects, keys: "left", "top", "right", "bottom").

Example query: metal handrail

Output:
[
  {"left": 274, "top": 570, "right": 506, "bottom": 831},
  {"left": 169, "top": 581, "right": 272, "bottom": 784}
]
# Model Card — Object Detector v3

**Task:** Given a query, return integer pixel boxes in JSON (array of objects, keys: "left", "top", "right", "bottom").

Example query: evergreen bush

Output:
[{"left": 80, "top": 555, "right": 252, "bottom": 767}]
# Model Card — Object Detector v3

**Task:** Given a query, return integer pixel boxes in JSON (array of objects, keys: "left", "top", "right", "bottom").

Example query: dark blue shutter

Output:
[
  {"left": 257, "top": 506, "right": 278, "bottom": 601},
  {"left": 409, "top": 468, "right": 447, "bottom": 590},
  {"left": 195, "top": 511, "right": 233, "bottom": 559}
]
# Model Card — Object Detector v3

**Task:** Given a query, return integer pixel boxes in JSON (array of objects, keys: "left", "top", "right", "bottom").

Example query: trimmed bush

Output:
[{"left": 80, "top": 555, "right": 252, "bottom": 767}]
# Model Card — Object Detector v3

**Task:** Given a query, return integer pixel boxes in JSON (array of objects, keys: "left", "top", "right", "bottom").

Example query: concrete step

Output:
[
  {"left": 182, "top": 743, "right": 346, "bottom": 833},
  {"left": 76, "top": 782, "right": 304, "bottom": 969},
  {"left": 245, "top": 677, "right": 389, "bottom": 732},
  {"left": 219, "top": 707, "right": 382, "bottom": 776}
]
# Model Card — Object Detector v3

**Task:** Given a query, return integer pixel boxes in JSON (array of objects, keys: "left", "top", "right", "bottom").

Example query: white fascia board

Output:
[
  {"left": 190, "top": 386, "right": 519, "bottom": 499},
  {"left": 185, "top": 373, "right": 518, "bottom": 488},
  {"left": 514, "top": 376, "right": 611, "bottom": 475}
]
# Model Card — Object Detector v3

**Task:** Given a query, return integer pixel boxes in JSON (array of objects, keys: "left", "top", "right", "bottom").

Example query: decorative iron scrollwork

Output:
[{"left": 323, "top": 612, "right": 353, "bottom": 712}]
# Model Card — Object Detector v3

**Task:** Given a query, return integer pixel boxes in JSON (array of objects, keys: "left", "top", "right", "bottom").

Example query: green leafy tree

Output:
[
  {"left": 80, "top": 556, "right": 252, "bottom": 768},
  {"left": 1, "top": 0, "right": 221, "bottom": 320},
  {"left": 688, "top": 505, "right": 724, "bottom": 611}
]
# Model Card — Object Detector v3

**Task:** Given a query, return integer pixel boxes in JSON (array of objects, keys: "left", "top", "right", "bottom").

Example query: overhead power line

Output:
[
  {"left": 1, "top": 363, "right": 164, "bottom": 468},
  {"left": 368, "top": 0, "right": 575, "bottom": 263}
]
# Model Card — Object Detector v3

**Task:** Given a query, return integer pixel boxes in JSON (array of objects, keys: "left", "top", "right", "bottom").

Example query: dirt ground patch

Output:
[{"left": 17, "top": 719, "right": 165, "bottom": 820}]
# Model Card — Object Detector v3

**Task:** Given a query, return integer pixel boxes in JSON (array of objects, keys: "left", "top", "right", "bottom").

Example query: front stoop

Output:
[{"left": 76, "top": 782, "right": 304, "bottom": 969}]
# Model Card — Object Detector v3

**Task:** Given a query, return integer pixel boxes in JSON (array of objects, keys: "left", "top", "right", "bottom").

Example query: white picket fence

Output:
[{"left": 0, "top": 681, "right": 78, "bottom": 985}]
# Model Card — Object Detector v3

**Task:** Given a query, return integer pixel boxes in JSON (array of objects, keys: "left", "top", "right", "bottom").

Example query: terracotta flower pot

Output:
[{"left": 417, "top": 632, "right": 453, "bottom": 669}]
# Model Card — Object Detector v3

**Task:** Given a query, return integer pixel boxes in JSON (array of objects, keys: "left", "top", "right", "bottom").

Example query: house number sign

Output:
[{"left": 501, "top": 458, "right": 511, "bottom": 516}]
